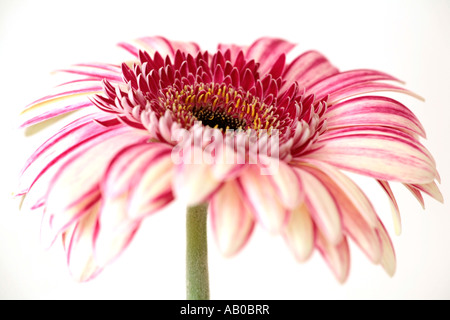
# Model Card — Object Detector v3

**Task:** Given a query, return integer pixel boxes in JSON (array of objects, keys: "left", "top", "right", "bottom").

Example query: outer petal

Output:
[
  {"left": 238, "top": 165, "right": 289, "bottom": 234},
  {"left": 173, "top": 142, "right": 223, "bottom": 205},
  {"left": 173, "top": 163, "right": 222, "bottom": 206},
  {"left": 294, "top": 167, "right": 342, "bottom": 245},
  {"left": 93, "top": 195, "right": 140, "bottom": 267},
  {"left": 309, "top": 127, "right": 437, "bottom": 184},
  {"left": 62, "top": 204, "right": 102, "bottom": 282},
  {"left": 326, "top": 96, "right": 426, "bottom": 137},
  {"left": 283, "top": 204, "right": 315, "bottom": 262},
  {"left": 209, "top": 180, "right": 255, "bottom": 256},
  {"left": 101, "top": 142, "right": 174, "bottom": 219},
  {"left": 245, "top": 37, "right": 296, "bottom": 75},
  {"left": 378, "top": 180, "right": 402, "bottom": 235},
  {"left": 316, "top": 231, "right": 350, "bottom": 284},
  {"left": 266, "top": 160, "right": 303, "bottom": 209},
  {"left": 119, "top": 36, "right": 200, "bottom": 58},
  {"left": 282, "top": 50, "right": 339, "bottom": 91},
  {"left": 127, "top": 147, "right": 175, "bottom": 219},
  {"left": 327, "top": 81, "right": 424, "bottom": 104},
  {"left": 404, "top": 183, "right": 425, "bottom": 209},
  {"left": 302, "top": 160, "right": 378, "bottom": 227},
  {"left": 17, "top": 114, "right": 147, "bottom": 196},
  {"left": 303, "top": 164, "right": 382, "bottom": 264},
  {"left": 41, "top": 126, "right": 147, "bottom": 247},
  {"left": 408, "top": 181, "right": 444, "bottom": 203},
  {"left": 376, "top": 219, "right": 396, "bottom": 277},
  {"left": 306, "top": 69, "right": 400, "bottom": 100}
]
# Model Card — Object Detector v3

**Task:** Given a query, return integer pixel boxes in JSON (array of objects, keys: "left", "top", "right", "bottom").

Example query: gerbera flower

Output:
[{"left": 17, "top": 37, "right": 442, "bottom": 291}]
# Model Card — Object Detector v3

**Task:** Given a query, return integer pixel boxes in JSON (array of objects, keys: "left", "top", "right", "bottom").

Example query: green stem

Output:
[{"left": 186, "top": 203, "right": 210, "bottom": 300}]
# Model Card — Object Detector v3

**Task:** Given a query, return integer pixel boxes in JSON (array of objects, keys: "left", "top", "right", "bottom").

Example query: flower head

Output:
[{"left": 18, "top": 36, "right": 442, "bottom": 283}]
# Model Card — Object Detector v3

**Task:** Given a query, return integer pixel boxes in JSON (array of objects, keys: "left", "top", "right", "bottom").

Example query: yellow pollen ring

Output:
[{"left": 212, "top": 97, "right": 219, "bottom": 108}]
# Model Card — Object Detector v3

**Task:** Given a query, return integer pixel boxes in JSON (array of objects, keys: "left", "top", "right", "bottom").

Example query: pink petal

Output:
[
  {"left": 404, "top": 183, "right": 425, "bottom": 209},
  {"left": 238, "top": 165, "right": 289, "bottom": 234},
  {"left": 326, "top": 96, "right": 426, "bottom": 137},
  {"left": 378, "top": 180, "right": 402, "bottom": 235},
  {"left": 267, "top": 161, "right": 303, "bottom": 209},
  {"left": 126, "top": 148, "right": 175, "bottom": 219},
  {"left": 294, "top": 167, "right": 342, "bottom": 245},
  {"left": 210, "top": 143, "right": 246, "bottom": 181},
  {"left": 376, "top": 218, "right": 396, "bottom": 277},
  {"left": 245, "top": 37, "right": 295, "bottom": 75},
  {"left": 282, "top": 50, "right": 339, "bottom": 91},
  {"left": 173, "top": 163, "right": 222, "bottom": 206},
  {"left": 307, "top": 69, "right": 400, "bottom": 101},
  {"left": 316, "top": 232, "right": 350, "bottom": 283},
  {"left": 283, "top": 204, "right": 314, "bottom": 262},
  {"left": 304, "top": 164, "right": 382, "bottom": 264},
  {"left": 39, "top": 126, "right": 149, "bottom": 245},
  {"left": 309, "top": 127, "right": 437, "bottom": 184},
  {"left": 137, "top": 36, "right": 200, "bottom": 57},
  {"left": 93, "top": 195, "right": 140, "bottom": 267},
  {"left": 63, "top": 206, "right": 102, "bottom": 282},
  {"left": 408, "top": 181, "right": 444, "bottom": 203},
  {"left": 209, "top": 180, "right": 255, "bottom": 256},
  {"left": 18, "top": 115, "right": 147, "bottom": 195},
  {"left": 304, "top": 160, "right": 378, "bottom": 227},
  {"left": 327, "top": 81, "right": 424, "bottom": 104},
  {"left": 20, "top": 101, "right": 94, "bottom": 128},
  {"left": 101, "top": 142, "right": 171, "bottom": 199}
]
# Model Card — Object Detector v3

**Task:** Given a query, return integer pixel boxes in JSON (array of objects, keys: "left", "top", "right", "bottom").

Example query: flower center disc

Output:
[{"left": 192, "top": 108, "right": 246, "bottom": 131}]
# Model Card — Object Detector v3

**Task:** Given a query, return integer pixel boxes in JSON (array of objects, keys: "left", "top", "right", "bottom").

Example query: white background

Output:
[{"left": 1, "top": 0, "right": 449, "bottom": 299}]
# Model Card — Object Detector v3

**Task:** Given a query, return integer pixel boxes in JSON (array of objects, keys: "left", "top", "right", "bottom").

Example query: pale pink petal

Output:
[
  {"left": 173, "top": 163, "right": 222, "bottom": 206},
  {"left": 306, "top": 69, "right": 401, "bottom": 100},
  {"left": 40, "top": 127, "right": 149, "bottom": 246},
  {"left": 62, "top": 205, "right": 102, "bottom": 282},
  {"left": 327, "top": 82, "right": 424, "bottom": 103},
  {"left": 19, "top": 78, "right": 104, "bottom": 128},
  {"left": 18, "top": 116, "right": 148, "bottom": 196},
  {"left": 127, "top": 150, "right": 174, "bottom": 219},
  {"left": 245, "top": 37, "right": 296, "bottom": 75},
  {"left": 20, "top": 101, "right": 94, "bottom": 128},
  {"left": 294, "top": 167, "right": 342, "bottom": 245},
  {"left": 376, "top": 219, "right": 396, "bottom": 277},
  {"left": 209, "top": 180, "right": 255, "bottom": 256},
  {"left": 119, "top": 36, "right": 200, "bottom": 59},
  {"left": 378, "top": 180, "right": 402, "bottom": 235},
  {"left": 100, "top": 141, "right": 175, "bottom": 220},
  {"left": 304, "top": 164, "right": 382, "bottom": 264},
  {"left": 172, "top": 139, "right": 225, "bottom": 206},
  {"left": 267, "top": 161, "right": 303, "bottom": 209},
  {"left": 304, "top": 160, "right": 378, "bottom": 227},
  {"left": 101, "top": 142, "right": 171, "bottom": 199},
  {"left": 40, "top": 190, "right": 100, "bottom": 249},
  {"left": 409, "top": 181, "right": 444, "bottom": 203},
  {"left": 404, "top": 183, "right": 425, "bottom": 209},
  {"left": 326, "top": 96, "right": 426, "bottom": 137},
  {"left": 57, "top": 66, "right": 122, "bottom": 82},
  {"left": 217, "top": 43, "right": 247, "bottom": 60},
  {"left": 308, "top": 127, "right": 437, "bottom": 184},
  {"left": 283, "top": 204, "right": 314, "bottom": 262},
  {"left": 316, "top": 232, "right": 350, "bottom": 283},
  {"left": 93, "top": 195, "right": 140, "bottom": 267},
  {"left": 282, "top": 50, "right": 339, "bottom": 91},
  {"left": 210, "top": 143, "right": 246, "bottom": 181},
  {"left": 238, "top": 165, "right": 289, "bottom": 234}
]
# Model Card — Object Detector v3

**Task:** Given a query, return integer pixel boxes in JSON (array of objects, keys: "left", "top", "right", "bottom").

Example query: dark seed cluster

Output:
[{"left": 193, "top": 107, "right": 246, "bottom": 131}]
